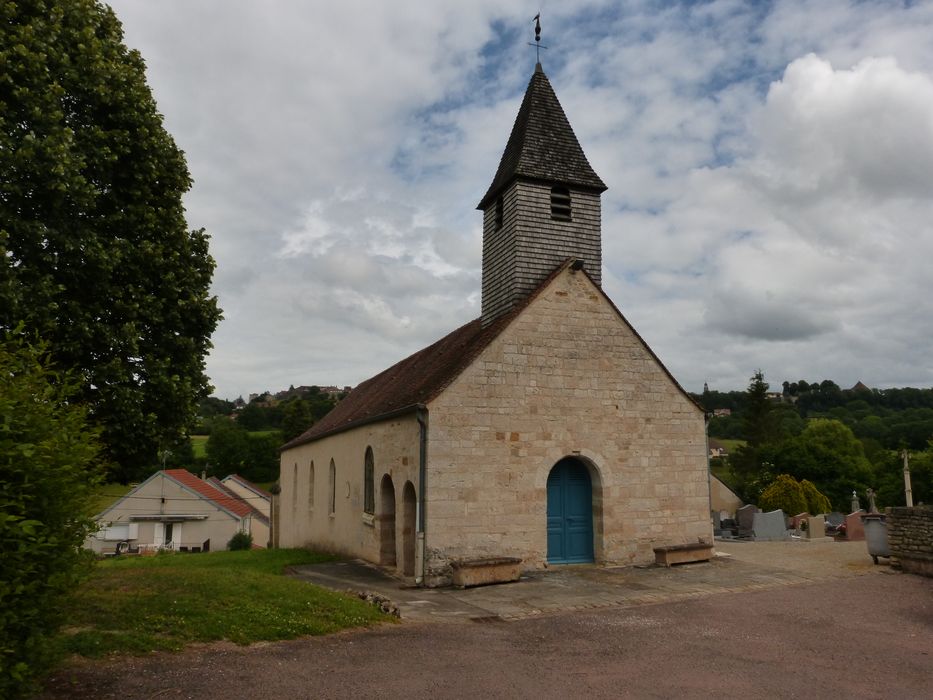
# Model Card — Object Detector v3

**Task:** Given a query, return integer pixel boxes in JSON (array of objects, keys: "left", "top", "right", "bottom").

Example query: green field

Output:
[
  {"left": 56, "top": 549, "right": 389, "bottom": 658},
  {"left": 716, "top": 438, "right": 746, "bottom": 452},
  {"left": 191, "top": 434, "right": 208, "bottom": 458}
]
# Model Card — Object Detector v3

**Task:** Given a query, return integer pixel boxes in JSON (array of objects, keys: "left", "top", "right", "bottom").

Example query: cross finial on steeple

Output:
[{"left": 528, "top": 13, "right": 547, "bottom": 63}]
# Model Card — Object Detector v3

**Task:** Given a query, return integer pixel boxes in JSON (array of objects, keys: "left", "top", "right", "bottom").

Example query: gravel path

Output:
[{"left": 40, "top": 544, "right": 933, "bottom": 699}]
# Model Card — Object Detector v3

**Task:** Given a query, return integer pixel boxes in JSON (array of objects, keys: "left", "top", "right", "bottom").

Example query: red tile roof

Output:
[
  {"left": 208, "top": 477, "right": 270, "bottom": 525},
  {"left": 164, "top": 469, "right": 252, "bottom": 519}
]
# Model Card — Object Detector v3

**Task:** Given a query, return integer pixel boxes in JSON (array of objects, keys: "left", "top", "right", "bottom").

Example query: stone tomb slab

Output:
[
  {"left": 736, "top": 504, "right": 759, "bottom": 536},
  {"left": 843, "top": 511, "right": 866, "bottom": 541},
  {"left": 752, "top": 509, "right": 788, "bottom": 541},
  {"left": 806, "top": 514, "right": 832, "bottom": 541}
]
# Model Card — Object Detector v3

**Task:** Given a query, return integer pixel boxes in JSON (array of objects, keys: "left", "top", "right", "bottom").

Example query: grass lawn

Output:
[
  {"left": 191, "top": 434, "right": 208, "bottom": 459},
  {"left": 56, "top": 549, "right": 389, "bottom": 658},
  {"left": 711, "top": 462, "right": 738, "bottom": 489},
  {"left": 716, "top": 438, "right": 746, "bottom": 452}
]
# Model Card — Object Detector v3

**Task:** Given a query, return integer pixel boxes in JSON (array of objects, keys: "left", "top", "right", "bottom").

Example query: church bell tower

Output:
[{"left": 478, "top": 62, "right": 607, "bottom": 326}]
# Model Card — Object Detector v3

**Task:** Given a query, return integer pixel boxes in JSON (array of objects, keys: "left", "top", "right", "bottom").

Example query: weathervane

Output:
[{"left": 528, "top": 13, "right": 548, "bottom": 63}]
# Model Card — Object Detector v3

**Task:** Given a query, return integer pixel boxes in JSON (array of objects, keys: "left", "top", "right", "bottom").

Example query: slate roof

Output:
[
  {"left": 164, "top": 469, "right": 253, "bottom": 519},
  {"left": 477, "top": 63, "right": 607, "bottom": 209}
]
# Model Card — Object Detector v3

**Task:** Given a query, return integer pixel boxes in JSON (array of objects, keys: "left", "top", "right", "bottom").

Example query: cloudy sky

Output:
[{"left": 106, "top": 0, "right": 933, "bottom": 399}]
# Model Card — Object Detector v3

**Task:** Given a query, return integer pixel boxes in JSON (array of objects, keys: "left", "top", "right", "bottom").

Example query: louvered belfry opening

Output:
[
  {"left": 478, "top": 63, "right": 607, "bottom": 326},
  {"left": 550, "top": 186, "right": 571, "bottom": 221}
]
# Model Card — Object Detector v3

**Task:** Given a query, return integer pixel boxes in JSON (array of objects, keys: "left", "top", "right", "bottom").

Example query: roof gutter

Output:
[{"left": 280, "top": 403, "right": 424, "bottom": 451}]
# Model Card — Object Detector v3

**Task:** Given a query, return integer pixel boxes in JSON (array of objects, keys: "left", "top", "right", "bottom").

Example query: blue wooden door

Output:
[{"left": 546, "top": 459, "right": 594, "bottom": 563}]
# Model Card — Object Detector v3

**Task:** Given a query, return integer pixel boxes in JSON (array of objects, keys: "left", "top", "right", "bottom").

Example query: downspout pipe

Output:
[
  {"left": 416, "top": 406, "right": 428, "bottom": 585},
  {"left": 704, "top": 411, "right": 713, "bottom": 542}
]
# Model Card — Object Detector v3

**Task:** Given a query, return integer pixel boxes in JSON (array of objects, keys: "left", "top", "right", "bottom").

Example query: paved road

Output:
[{"left": 42, "top": 543, "right": 933, "bottom": 699}]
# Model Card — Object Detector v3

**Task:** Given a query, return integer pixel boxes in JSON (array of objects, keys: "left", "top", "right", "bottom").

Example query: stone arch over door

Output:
[
  {"left": 379, "top": 475, "right": 396, "bottom": 567},
  {"left": 401, "top": 481, "right": 417, "bottom": 577},
  {"left": 546, "top": 457, "right": 596, "bottom": 564}
]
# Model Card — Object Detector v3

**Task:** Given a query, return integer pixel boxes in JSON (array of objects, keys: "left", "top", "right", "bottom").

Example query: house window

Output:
[
  {"left": 329, "top": 459, "right": 336, "bottom": 515},
  {"left": 550, "top": 186, "right": 571, "bottom": 221},
  {"left": 363, "top": 447, "right": 375, "bottom": 515},
  {"left": 308, "top": 460, "right": 315, "bottom": 511},
  {"left": 495, "top": 196, "right": 503, "bottom": 230}
]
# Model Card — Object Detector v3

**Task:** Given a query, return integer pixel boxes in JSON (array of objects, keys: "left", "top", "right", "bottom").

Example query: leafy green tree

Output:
[
  {"left": 237, "top": 402, "right": 273, "bottom": 431},
  {"left": 280, "top": 398, "right": 313, "bottom": 443},
  {"left": 205, "top": 419, "right": 250, "bottom": 475},
  {"left": 758, "top": 474, "right": 807, "bottom": 516},
  {"left": 800, "top": 479, "right": 832, "bottom": 514},
  {"left": 768, "top": 419, "right": 873, "bottom": 511},
  {"left": 0, "top": 1, "right": 221, "bottom": 483},
  {"left": 871, "top": 446, "right": 933, "bottom": 509},
  {"left": 245, "top": 433, "right": 281, "bottom": 483},
  {"left": 0, "top": 337, "right": 103, "bottom": 698}
]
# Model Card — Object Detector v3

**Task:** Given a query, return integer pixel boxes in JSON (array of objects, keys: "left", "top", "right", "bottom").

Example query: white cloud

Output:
[{"left": 104, "top": 0, "right": 933, "bottom": 397}]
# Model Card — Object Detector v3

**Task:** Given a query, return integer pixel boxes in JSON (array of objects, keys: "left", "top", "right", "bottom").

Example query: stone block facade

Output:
[
  {"left": 278, "top": 415, "right": 421, "bottom": 569},
  {"left": 426, "top": 266, "right": 710, "bottom": 584},
  {"left": 278, "top": 266, "right": 711, "bottom": 587},
  {"left": 886, "top": 505, "right": 933, "bottom": 577}
]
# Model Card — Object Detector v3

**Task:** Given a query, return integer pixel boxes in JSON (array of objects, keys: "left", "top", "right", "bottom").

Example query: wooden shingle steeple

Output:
[{"left": 479, "top": 63, "right": 607, "bottom": 325}]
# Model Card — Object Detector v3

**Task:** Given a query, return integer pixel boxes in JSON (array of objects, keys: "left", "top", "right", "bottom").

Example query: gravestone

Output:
[
  {"left": 844, "top": 511, "right": 866, "bottom": 541},
  {"left": 753, "top": 509, "right": 787, "bottom": 541},
  {"left": 806, "top": 514, "right": 830, "bottom": 540},
  {"left": 789, "top": 512, "right": 810, "bottom": 531},
  {"left": 712, "top": 511, "right": 722, "bottom": 529},
  {"left": 736, "top": 504, "right": 759, "bottom": 536},
  {"left": 826, "top": 512, "right": 845, "bottom": 528}
]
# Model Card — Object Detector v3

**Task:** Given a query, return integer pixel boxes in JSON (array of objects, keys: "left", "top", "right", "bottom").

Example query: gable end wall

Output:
[{"left": 425, "top": 267, "right": 709, "bottom": 583}]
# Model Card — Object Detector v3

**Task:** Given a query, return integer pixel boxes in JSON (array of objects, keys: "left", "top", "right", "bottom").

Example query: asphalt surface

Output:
[{"left": 41, "top": 542, "right": 933, "bottom": 699}]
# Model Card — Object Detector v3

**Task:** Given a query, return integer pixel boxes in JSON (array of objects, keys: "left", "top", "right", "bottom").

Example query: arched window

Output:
[
  {"left": 328, "top": 459, "right": 336, "bottom": 515},
  {"left": 550, "top": 186, "right": 571, "bottom": 221},
  {"left": 363, "top": 447, "right": 375, "bottom": 515},
  {"left": 308, "top": 460, "right": 315, "bottom": 510}
]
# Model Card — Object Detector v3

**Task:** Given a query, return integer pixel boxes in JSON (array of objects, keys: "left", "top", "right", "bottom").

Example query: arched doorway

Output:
[
  {"left": 379, "top": 475, "right": 396, "bottom": 567},
  {"left": 401, "top": 481, "right": 417, "bottom": 577},
  {"left": 546, "top": 458, "right": 594, "bottom": 564}
]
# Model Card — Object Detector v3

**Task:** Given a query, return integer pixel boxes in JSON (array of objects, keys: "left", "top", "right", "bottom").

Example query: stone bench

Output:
[
  {"left": 653, "top": 543, "right": 714, "bottom": 567},
  {"left": 450, "top": 557, "right": 522, "bottom": 588}
]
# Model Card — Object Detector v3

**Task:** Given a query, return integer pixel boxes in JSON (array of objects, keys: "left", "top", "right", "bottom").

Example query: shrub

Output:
[
  {"left": 800, "top": 479, "right": 832, "bottom": 514},
  {"left": 758, "top": 474, "right": 808, "bottom": 516},
  {"left": 228, "top": 531, "right": 253, "bottom": 551},
  {"left": 0, "top": 337, "right": 103, "bottom": 698}
]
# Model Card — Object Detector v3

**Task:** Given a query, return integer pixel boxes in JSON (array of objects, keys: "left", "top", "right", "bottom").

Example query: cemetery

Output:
[{"left": 710, "top": 486, "right": 932, "bottom": 578}]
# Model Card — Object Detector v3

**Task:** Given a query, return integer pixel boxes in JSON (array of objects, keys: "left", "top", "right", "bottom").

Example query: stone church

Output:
[{"left": 278, "top": 62, "right": 711, "bottom": 586}]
